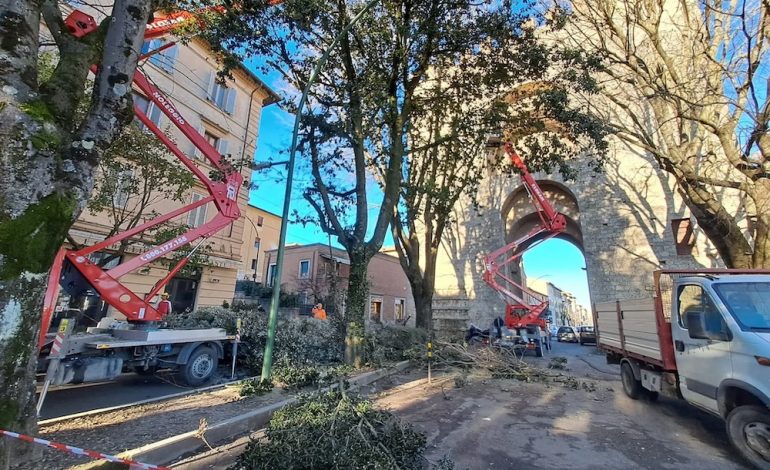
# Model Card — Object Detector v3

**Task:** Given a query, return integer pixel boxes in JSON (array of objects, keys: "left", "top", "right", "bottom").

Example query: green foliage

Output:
[
  {"left": 272, "top": 360, "right": 321, "bottom": 390},
  {"left": 84, "top": 122, "right": 196, "bottom": 269},
  {"left": 239, "top": 378, "right": 274, "bottom": 397},
  {"left": 165, "top": 306, "right": 343, "bottom": 372},
  {"left": 231, "top": 390, "right": 427, "bottom": 470},
  {"left": 153, "top": 224, "right": 212, "bottom": 278},
  {"left": 364, "top": 326, "right": 429, "bottom": 366}
]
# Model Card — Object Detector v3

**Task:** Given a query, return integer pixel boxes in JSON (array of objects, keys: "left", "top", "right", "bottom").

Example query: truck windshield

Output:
[{"left": 713, "top": 282, "right": 770, "bottom": 330}]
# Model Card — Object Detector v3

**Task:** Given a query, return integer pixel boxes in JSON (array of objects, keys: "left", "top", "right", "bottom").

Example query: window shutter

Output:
[
  {"left": 161, "top": 45, "right": 178, "bottom": 73},
  {"left": 217, "top": 138, "right": 229, "bottom": 156},
  {"left": 148, "top": 102, "right": 162, "bottom": 127},
  {"left": 205, "top": 71, "right": 215, "bottom": 100},
  {"left": 193, "top": 123, "right": 205, "bottom": 159},
  {"left": 197, "top": 204, "right": 208, "bottom": 228},
  {"left": 225, "top": 88, "right": 237, "bottom": 114}
]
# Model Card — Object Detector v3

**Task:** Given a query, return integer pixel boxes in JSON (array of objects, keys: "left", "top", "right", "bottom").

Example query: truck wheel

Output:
[
  {"left": 621, "top": 362, "right": 642, "bottom": 400},
  {"left": 180, "top": 345, "right": 218, "bottom": 386},
  {"left": 727, "top": 405, "right": 770, "bottom": 469}
]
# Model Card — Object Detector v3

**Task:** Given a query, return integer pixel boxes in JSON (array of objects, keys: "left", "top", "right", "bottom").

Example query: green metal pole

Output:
[{"left": 260, "top": 0, "right": 382, "bottom": 382}]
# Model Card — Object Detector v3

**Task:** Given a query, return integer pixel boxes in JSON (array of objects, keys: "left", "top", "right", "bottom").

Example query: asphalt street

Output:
[{"left": 37, "top": 367, "right": 238, "bottom": 420}]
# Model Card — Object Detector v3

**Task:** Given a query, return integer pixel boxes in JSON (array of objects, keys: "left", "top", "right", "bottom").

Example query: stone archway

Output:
[{"left": 499, "top": 180, "right": 585, "bottom": 296}]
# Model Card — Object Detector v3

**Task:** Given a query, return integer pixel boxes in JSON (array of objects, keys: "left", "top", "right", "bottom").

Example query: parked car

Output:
[
  {"left": 557, "top": 326, "right": 578, "bottom": 342},
  {"left": 578, "top": 326, "right": 596, "bottom": 345}
]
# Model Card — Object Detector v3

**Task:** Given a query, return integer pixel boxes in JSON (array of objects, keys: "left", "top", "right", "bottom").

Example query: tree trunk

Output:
[
  {"left": 751, "top": 182, "right": 770, "bottom": 268},
  {"left": 344, "top": 248, "right": 370, "bottom": 367},
  {"left": 0, "top": 273, "right": 50, "bottom": 467},
  {"left": 0, "top": 0, "right": 151, "bottom": 463},
  {"left": 675, "top": 182, "right": 754, "bottom": 268},
  {"left": 413, "top": 282, "right": 434, "bottom": 330},
  {"left": 754, "top": 215, "right": 770, "bottom": 269}
]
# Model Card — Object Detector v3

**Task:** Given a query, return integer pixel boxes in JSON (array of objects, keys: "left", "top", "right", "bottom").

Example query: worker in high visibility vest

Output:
[{"left": 311, "top": 303, "right": 327, "bottom": 320}]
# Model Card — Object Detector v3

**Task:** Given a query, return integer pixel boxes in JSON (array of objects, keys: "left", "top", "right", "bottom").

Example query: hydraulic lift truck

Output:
[
  {"left": 36, "top": 9, "right": 247, "bottom": 401},
  {"left": 482, "top": 143, "right": 567, "bottom": 357}
]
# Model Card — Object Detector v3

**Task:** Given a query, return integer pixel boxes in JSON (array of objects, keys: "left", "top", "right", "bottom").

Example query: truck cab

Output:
[
  {"left": 670, "top": 275, "right": 770, "bottom": 417},
  {"left": 597, "top": 271, "right": 770, "bottom": 469}
]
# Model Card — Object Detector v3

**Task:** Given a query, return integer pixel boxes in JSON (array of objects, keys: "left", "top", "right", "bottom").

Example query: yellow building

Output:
[
  {"left": 61, "top": 7, "right": 279, "bottom": 316},
  {"left": 239, "top": 205, "right": 283, "bottom": 283}
]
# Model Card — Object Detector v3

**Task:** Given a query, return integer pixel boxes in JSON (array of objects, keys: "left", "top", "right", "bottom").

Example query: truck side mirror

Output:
[{"left": 686, "top": 311, "right": 708, "bottom": 339}]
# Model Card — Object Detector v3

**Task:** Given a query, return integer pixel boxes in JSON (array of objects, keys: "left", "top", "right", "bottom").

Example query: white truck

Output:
[{"left": 595, "top": 269, "right": 770, "bottom": 469}]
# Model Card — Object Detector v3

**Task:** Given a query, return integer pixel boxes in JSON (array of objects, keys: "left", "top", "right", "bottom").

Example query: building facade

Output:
[
  {"left": 262, "top": 243, "right": 416, "bottom": 327},
  {"left": 239, "top": 205, "right": 282, "bottom": 283},
  {"left": 58, "top": 6, "right": 279, "bottom": 316}
]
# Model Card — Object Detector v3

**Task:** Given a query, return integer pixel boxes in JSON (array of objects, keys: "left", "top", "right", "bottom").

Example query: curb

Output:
[
  {"left": 72, "top": 360, "right": 412, "bottom": 469},
  {"left": 40, "top": 376, "right": 256, "bottom": 426}
]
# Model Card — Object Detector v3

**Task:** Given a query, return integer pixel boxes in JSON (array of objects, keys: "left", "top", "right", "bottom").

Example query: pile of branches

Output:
[
  {"left": 231, "top": 390, "right": 428, "bottom": 469},
  {"left": 432, "top": 342, "right": 551, "bottom": 382},
  {"left": 165, "top": 306, "right": 343, "bottom": 371}
]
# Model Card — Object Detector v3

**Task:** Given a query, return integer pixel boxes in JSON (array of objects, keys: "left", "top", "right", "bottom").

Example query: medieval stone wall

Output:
[{"left": 431, "top": 138, "right": 746, "bottom": 336}]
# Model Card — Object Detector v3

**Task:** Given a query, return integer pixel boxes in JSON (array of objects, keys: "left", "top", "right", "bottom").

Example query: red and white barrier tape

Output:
[{"left": 0, "top": 429, "right": 171, "bottom": 470}]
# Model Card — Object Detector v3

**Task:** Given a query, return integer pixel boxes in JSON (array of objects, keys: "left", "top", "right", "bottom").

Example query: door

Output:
[
  {"left": 369, "top": 296, "right": 383, "bottom": 324},
  {"left": 671, "top": 283, "right": 732, "bottom": 411},
  {"left": 167, "top": 277, "right": 199, "bottom": 314}
]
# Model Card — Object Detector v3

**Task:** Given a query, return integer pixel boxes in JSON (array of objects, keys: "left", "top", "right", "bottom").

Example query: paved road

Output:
[
  {"left": 37, "top": 368, "right": 240, "bottom": 420},
  {"left": 390, "top": 339, "right": 747, "bottom": 470}
]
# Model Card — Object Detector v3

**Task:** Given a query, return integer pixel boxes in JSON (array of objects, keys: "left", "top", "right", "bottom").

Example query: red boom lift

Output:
[
  {"left": 35, "top": 8, "right": 275, "bottom": 395},
  {"left": 40, "top": 9, "right": 251, "bottom": 343},
  {"left": 482, "top": 143, "right": 567, "bottom": 335}
]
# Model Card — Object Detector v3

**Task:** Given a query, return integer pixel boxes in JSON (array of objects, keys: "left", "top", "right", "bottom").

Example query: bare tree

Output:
[
  {"left": 562, "top": 0, "right": 770, "bottom": 267},
  {"left": 389, "top": 14, "right": 608, "bottom": 330}
]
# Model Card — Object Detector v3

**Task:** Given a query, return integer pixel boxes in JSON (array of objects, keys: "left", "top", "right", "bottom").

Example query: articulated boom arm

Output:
[
  {"left": 40, "top": 9, "right": 249, "bottom": 343},
  {"left": 482, "top": 143, "right": 567, "bottom": 329}
]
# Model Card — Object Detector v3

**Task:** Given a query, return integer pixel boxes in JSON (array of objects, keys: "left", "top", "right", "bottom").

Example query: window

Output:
[
  {"left": 112, "top": 169, "right": 133, "bottom": 209},
  {"left": 299, "top": 260, "right": 311, "bottom": 279},
  {"left": 187, "top": 193, "right": 208, "bottom": 228},
  {"left": 133, "top": 94, "right": 162, "bottom": 130},
  {"left": 204, "top": 131, "right": 219, "bottom": 148},
  {"left": 257, "top": 216, "right": 264, "bottom": 227},
  {"left": 370, "top": 296, "right": 383, "bottom": 323},
  {"left": 677, "top": 284, "right": 719, "bottom": 328},
  {"left": 267, "top": 263, "right": 277, "bottom": 286},
  {"left": 395, "top": 298, "right": 405, "bottom": 321},
  {"left": 141, "top": 39, "right": 178, "bottom": 74},
  {"left": 206, "top": 72, "right": 237, "bottom": 114},
  {"left": 672, "top": 218, "right": 696, "bottom": 256},
  {"left": 195, "top": 128, "right": 229, "bottom": 159}
]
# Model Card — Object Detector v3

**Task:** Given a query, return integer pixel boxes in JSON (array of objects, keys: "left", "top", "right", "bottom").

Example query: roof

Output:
[
  {"left": 263, "top": 242, "right": 398, "bottom": 261},
  {"left": 247, "top": 203, "right": 282, "bottom": 219}
]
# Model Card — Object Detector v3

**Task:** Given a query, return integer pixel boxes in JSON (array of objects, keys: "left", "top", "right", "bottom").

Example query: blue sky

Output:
[
  {"left": 522, "top": 239, "right": 591, "bottom": 309},
  {"left": 247, "top": 66, "right": 591, "bottom": 310}
]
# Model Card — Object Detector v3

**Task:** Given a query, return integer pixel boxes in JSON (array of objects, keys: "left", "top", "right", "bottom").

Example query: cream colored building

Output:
[
  {"left": 61, "top": 7, "right": 279, "bottom": 316},
  {"left": 239, "top": 205, "right": 282, "bottom": 283}
]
